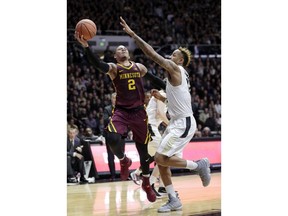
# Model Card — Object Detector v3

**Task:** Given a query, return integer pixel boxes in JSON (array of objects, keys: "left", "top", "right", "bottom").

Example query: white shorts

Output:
[
  {"left": 148, "top": 124, "right": 162, "bottom": 156},
  {"left": 156, "top": 115, "right": 196, "bottom": 157}
]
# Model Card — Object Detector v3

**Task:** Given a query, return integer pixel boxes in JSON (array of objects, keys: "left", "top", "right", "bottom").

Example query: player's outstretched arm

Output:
[{"left": 120, "top": 17, "right": 178, "bottom": 75}]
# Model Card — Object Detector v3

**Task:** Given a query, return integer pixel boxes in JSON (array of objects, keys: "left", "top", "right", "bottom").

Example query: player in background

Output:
[
  {"left": 75, "top": 32, "right": 166, "bottom": 202},
  {"left": 120, "top": 17, "right": 211, "bottom": 212}
]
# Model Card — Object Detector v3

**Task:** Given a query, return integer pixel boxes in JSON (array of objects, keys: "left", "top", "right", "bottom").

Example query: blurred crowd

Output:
[
  {"left": 67, "top": 0, "right": 221, "bottom": 139},
  {"left": 67, "top": 0, "right": 220, "bottom": 46}
]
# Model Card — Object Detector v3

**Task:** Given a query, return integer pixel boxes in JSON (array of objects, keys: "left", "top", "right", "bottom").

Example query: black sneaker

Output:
[
  {"left": 67, "top": 177, "right": 78, "bottom": 185},
  {"left": 80, "top": 177, "right": 89, "bottom": 184},
  {"left": 151, "top": 184, "right": 163, "bottom": 198},
  {"left": 158, "top": 186, "right": 167, "bottom": 194}
]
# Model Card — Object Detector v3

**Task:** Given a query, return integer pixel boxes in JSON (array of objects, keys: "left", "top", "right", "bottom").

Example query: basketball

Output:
[{"left": 75, "top": 19, "right": 97, "bottom": 40}]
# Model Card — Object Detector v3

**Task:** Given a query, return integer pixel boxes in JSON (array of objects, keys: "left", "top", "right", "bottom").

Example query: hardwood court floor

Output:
[{"left": 67, "top": 172, "right": 221, "bottom": 216}]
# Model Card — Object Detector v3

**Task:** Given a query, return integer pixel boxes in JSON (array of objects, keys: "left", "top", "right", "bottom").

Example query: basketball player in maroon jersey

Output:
[{"left": 75, "top": 32, "right": 165, "bottom": 203}]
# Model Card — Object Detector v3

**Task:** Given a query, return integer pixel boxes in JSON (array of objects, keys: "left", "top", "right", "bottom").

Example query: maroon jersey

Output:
[{"left": 113, "top": 62, "right": 145, "bottom": 109}]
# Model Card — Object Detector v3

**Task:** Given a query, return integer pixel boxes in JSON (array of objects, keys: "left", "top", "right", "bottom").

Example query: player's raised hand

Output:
[
  {"left": 74, "top": 31, "right": 89, "bottom": 47},
  {"left": 120, "top": 16, "right": 135, "bottom": 37}
]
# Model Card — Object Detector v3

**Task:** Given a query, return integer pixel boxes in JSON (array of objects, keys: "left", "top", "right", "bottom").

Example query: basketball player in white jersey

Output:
[
  {"left": 130, "top": 89, "right": 170, "bottom": 198},
  {"left": 120, "top": 17, "right": 211, "bottom": 213}
]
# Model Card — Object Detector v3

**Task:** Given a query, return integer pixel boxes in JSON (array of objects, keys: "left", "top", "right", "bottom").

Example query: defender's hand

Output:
[{"left": 120, "top": 16, "right": 135, "bottom": 37}]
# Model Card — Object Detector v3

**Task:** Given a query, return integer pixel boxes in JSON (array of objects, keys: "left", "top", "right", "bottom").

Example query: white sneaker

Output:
[
  {"left": 158, "top": 193, "right": 182, "bottom": 212},
  {"left": 130, "top": 170, "right": 141, "bottom": 185},
  {"left": 195, "top": 158, "right": 211, "bottom": 187}
]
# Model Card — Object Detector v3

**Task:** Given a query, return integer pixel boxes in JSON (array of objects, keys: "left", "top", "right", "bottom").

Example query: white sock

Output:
[
  {"left": 142, "top": 174, "right": 150, "bottom": 178},
  {"left": 165, "top": 185, "right": 176, "bottom": 198},
  {"left": 186, "top": 160, "right": 198, "bottom": 170}
]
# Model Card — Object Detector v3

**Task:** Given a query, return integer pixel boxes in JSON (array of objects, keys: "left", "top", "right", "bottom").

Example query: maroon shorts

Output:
[{"left": 106, "top": 106, "right": 151, "bottom": 144}]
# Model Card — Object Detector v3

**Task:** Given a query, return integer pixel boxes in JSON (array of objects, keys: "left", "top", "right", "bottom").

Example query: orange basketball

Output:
[{"left": 75, "top": 19, "right": 97, "bottom": 40}]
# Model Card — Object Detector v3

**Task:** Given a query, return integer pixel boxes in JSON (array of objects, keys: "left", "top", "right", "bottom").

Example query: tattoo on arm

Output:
[{"left": 132, "top": 34, "right": 171, "bottom": 71}]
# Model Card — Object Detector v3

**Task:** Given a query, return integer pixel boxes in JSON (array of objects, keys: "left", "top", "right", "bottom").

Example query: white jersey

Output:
[
  {"left": 157, "top": 66, "right": 196, "bottom": 157},
  {"left": 146, "top": 90, "right": 167, "bottom": 127},
  {"left": 166, "top": 65, "right": 193, "bottom": 119}
]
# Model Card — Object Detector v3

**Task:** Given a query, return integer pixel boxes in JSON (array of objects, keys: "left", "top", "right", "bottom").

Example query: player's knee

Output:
[{"left": 154, "top": 153, "right": 167, "bottom": 166}]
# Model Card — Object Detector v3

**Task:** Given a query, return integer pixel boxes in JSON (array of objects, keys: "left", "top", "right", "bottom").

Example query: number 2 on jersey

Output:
[{"left": 128, "top": 79, "right": 136, "bottom": 90}]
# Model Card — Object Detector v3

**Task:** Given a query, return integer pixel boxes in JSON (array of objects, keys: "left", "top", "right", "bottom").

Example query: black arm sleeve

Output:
[
  {"left": 84, "top": 47, "right": 110, "bottom": 73},
  {"left": 143, "top": 72, "right": 166, "bottom": 90}
]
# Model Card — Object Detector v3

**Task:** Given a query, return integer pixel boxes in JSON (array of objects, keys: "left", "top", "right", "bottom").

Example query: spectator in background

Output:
[
  {"left": 194, "top": 124, "right": 203, "bottom": 138},
  {"left": 197, "top": 59, "right": 204, "bottom": 77},
  {"left": 85, "top": 113, "right": 99, "bottom": 134},
  {"left": 67, "top": 117, "right": 77, "bottom": 130},
  {"left": 82, "top": 127, "right": 105, "bottom": 145},
  {"left": 215, "top": 112, "right": 221, "bottom": 131},
  {"left": 214, "top": 99, "right": 221, "bottom": 114},
  {"left": 147, "top": 62, "right": 157, "bottom": 75},
  {"left": 199, "top": 108, "right": 210, "bottom": 126},
  {"left": 202, "top": 127, "right": 211, "bottom": 137},
  {"left": 194, "top": 129, "right": 202, "bottom": 138},
  {"left": 103, "top": 93, "right": 124, "bottom": 181},
  {"left": 204, "top": 111, "right": 217, "bottom": 131},
  {"left": 67, "top": 127, "right": 88, "bottom": 184},
  {"left": 77, "top": 127, "right": 85, "bottom": 139}
]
